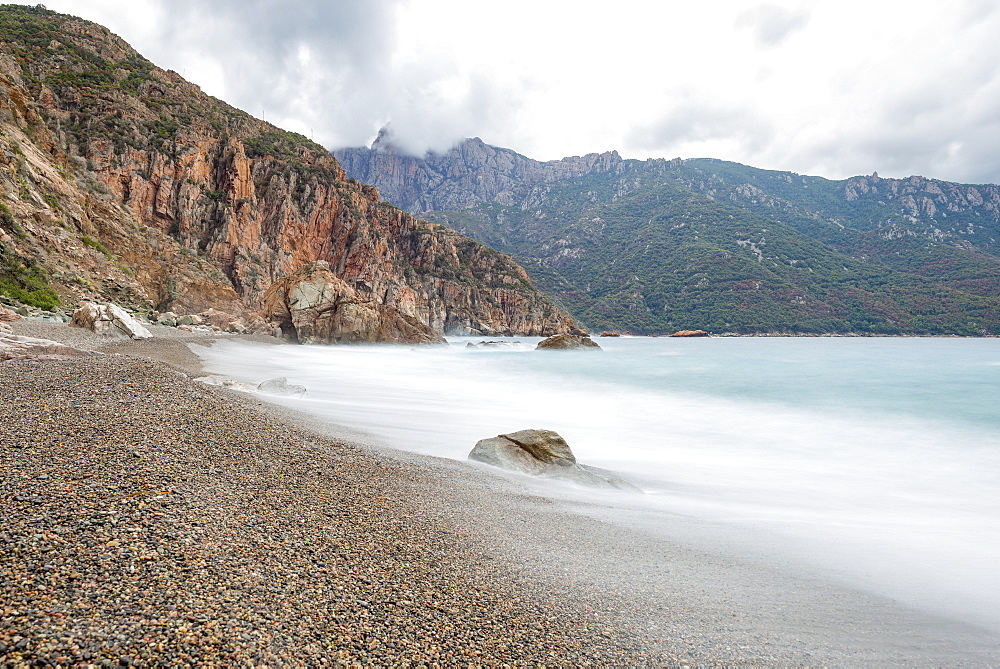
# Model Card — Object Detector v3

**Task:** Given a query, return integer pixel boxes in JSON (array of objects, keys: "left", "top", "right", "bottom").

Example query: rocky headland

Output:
[{"left": 0, "top": 5, "right": 578, "bottom": 344}]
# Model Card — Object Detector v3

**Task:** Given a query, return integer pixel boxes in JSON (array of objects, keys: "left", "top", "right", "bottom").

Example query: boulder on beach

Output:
[
  {"left": 469, "top": 429, "right": 638, "bottom": 491},
  {"left": 197, "top": 308, "right": 249, "bottom": 333},
  {"left": 70, "top": 302, "right": 152, "bottom": 340},
  {"left": 536, "top": 334, "right": 602, "bottom": 350},
  {"left": 156, "top": 311, "right": 179, "bottom": 327},
  {"left": 257, "top": 377, "right": 307, "bottom": 397},
  {"left": 670, "top": 329, "right": 709, "bottom": 337},
  {"left": 0, "top": 334, "right": 95, "bottom": 362}
]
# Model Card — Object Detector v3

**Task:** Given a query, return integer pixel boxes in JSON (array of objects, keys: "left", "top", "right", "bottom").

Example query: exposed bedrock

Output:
[{"left": 261, "top": 261, "right": 445, "bottom": 345}]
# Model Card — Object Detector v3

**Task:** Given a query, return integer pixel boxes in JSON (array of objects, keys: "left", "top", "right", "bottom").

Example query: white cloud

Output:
[
  {"left": 19, "top": 0, "right": 1000, "bottom": 184},
  {"left": 735, "top": 3, "right": 810, "bottom": 47}
]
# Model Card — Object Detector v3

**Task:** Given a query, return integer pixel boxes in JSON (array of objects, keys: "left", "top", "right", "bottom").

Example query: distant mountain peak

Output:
[
  {"left": 335, "top": 136, "right": 626, "bottom": 214},
  {"left": 370, "top": 124, "right": 400, "bottom": 153}
]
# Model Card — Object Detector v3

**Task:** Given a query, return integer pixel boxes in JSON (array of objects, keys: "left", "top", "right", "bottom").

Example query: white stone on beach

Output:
[
  {"left": 194, "top": 375, "right": 258, "bottom": 393},
  {"left": 70, "top": 302, "right": 152, "bottom": 340}
]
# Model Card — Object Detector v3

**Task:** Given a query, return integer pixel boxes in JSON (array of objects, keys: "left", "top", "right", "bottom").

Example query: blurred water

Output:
[{"left": 199, "top": 335, "right": 1000, "bottom": 629}]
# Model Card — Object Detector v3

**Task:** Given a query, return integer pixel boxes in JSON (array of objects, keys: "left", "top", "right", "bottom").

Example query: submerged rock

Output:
[
  {"left": 469, "top": 429, "right": 638, "bottom": 491},
  {"left": 466, "top": 340, "right": 525, "bottom": 348},
  {"left": 257, "top": 377, "right": 307, "bottom": 397},
  {"left": 536, "top": 334, "right": 602, "bottom": 350},
  {"left": 70, "top": 302, "right": 152, "bottom": 340}
]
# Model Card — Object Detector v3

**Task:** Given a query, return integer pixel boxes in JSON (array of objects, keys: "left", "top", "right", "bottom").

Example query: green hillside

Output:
[
  {"left": 339, "top": 141, "right": 1000, "bottom": 336},
  {"left": 422, "top": 162, "right": 999, "bottom": 334}
]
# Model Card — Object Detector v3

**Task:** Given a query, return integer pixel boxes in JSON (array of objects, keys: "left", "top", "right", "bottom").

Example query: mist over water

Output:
[{"left": 199, "top": 336, "right": 1000, "bottom": 630}]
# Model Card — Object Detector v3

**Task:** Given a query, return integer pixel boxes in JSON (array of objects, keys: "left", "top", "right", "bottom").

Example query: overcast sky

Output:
[{"left": 20, "top": 0, "right": 1000, "bottom": 184}]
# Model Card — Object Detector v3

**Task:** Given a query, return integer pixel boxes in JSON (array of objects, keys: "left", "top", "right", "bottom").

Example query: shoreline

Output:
[{"left": 4, "top": 322, "right": 1000, "bottom": 665}]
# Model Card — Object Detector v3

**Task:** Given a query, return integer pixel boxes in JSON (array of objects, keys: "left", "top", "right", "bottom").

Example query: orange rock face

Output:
[
  {"left": 0, "top": 308, "right": 23, "bottom": 323},
  {"left": 0, "top": 11, "right": 579, "bottom": 339},
  {"left": 85, "top": 128, "right": 579, "bottom": 335}
]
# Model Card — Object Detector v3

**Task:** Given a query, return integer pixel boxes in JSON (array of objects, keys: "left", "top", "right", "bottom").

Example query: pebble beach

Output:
[{"left": 4, "top": 322, "right": 1000, "bottom": 667}]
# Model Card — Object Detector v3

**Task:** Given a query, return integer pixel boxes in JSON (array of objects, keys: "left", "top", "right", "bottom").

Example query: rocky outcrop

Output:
[
  {"left": 70, "top": 302, "right": 152, "bottom": 339},
  {"left": 468, "top": 429, "right": 638, "bottom": 490},
  {"left": 336, "top": 127, "right": 626, "bottom": 214},
  {"left": 536, "top": 334, "right": 601, "bottom": 350},
  {"left": 261, "top": 261, "right": 444, "bottom": 345},
  {"left": 0, "top": 307, "right": 22, "bottom": 324},
  {"left": 670, "top": 329, "right": 709, "bottom": 337},
  {"left": 0, "top": 6, "right": 578, "bottom": 341},
  {"left": 0, "top": 334, "right": 94, "bottom": 362}
]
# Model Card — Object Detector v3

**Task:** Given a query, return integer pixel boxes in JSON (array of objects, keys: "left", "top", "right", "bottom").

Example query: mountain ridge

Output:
[{"left": 336, "top": 134, "right": 1000, "bottom": 335}]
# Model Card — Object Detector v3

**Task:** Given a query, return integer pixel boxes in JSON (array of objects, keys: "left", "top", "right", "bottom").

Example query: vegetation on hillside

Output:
[
  {"left": 0, "top": 241, "right": 60, "bottom": 309},
  {"left": 424, "top": 156, "right": 1000, "bottom": 335}
]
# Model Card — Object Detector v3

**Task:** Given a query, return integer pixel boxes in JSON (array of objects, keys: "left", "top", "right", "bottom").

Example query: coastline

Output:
[{"left": 3, "top": 323, "right": 1000, "bottom": 665}]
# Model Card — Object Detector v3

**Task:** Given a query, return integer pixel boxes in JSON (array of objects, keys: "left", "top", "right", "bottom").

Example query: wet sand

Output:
[{"left": 3, "top": 321, "right": 1000, "bottom": 666}]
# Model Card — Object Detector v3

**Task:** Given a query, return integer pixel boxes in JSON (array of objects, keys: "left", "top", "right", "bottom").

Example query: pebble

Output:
[{"left": 8, "top": 321, "right": 991, "bottom": 666}]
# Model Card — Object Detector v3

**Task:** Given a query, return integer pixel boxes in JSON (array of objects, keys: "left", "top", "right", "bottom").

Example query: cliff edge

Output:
[{"left": 0, "top": 5, "right": 578, "bottom": 338}]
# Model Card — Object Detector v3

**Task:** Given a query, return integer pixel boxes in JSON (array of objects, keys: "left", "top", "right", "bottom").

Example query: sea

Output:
[{"left": 198, "top": 335, "right": 1000, "bottom": 631}]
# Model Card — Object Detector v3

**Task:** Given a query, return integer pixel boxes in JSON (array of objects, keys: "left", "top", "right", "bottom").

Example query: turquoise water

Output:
[{"left": 201, "top": 336, "right": 1000, "bottom": 629}]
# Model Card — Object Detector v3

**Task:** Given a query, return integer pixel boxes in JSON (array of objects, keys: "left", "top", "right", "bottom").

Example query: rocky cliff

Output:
[{"left": 0, "top": 5, "right": 577, "bottom": 338}]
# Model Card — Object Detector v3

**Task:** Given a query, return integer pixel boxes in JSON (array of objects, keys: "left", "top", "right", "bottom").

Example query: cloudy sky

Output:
[{"left": 19, "top": 0, "right": 1000, "bottom": 183}]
